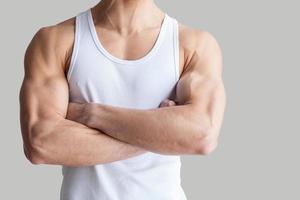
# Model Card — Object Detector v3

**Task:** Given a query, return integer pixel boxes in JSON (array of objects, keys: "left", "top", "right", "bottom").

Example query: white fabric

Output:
[{"left": 61, "top": 8, "right": 187, "bottom": 200}]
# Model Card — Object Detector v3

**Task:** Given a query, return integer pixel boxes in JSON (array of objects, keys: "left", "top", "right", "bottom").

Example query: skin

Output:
[{"left": 19, "top": 0, "right": 226, "bottom": 166}]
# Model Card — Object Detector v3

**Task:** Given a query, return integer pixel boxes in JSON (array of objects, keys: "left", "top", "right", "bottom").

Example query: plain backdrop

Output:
[{"left": 0, "top": 0, "right": 299, "bottom": 199}]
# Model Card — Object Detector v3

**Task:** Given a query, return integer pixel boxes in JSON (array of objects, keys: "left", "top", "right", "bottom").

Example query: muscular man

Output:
[{"left": 19, "top": 0, "right": 226, "bottom": 199}]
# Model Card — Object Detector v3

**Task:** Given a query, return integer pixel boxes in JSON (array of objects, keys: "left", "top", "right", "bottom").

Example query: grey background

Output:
[{"left": 0, "top": 0, "right": 299, "bottom": 199}]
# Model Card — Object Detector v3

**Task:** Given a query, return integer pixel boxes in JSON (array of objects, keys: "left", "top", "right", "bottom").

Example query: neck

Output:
[{"left": 92, "top": 0, "right": 164, "bottom": 34}]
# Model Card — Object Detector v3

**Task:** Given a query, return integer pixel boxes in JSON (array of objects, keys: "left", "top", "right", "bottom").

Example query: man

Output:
[{"left": 19, "top": 0, "right": 226, "bottom": 199}]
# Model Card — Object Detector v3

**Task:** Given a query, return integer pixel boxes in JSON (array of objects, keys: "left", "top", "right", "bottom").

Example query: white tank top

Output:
[{"left": 61, "top": 9, "right": 187, "bottom": 200}]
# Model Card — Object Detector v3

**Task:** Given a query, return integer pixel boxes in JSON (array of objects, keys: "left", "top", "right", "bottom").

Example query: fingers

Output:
[{"left": 159, "top": 99, "right": 177, "bottom": 107}]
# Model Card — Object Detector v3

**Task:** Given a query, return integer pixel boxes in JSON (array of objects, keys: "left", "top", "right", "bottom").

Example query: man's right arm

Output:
[{"left": 19, "top": 24, "right": 146, "bottom": 167}]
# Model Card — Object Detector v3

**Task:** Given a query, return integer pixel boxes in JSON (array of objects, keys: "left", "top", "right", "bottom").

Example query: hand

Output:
[
  {"left": 67, "top": 99, "right": 177, "bottom": 125},
  {"left": 159, "top": 99, "right": 177, "bottom": 107},
  {"left": 66, "top": 102, "right": 87, "bottom": 124}
]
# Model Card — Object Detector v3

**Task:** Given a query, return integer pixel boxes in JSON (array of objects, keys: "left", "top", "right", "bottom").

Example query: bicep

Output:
[
  {"left": 19, "top": 74, "right": 69, "bottom": 127},
  {"left": 176, "top": 31, "right": 226, "bottom": 131},
  {"left": 19, "top": 27, "right": 69, "bottom": 149}
]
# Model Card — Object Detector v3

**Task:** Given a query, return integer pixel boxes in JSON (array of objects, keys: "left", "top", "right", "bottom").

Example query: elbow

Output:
[
  {"left": 192, "top": 128, "right": 219, "bottom": 156},
  {"left": 24, "top": 144, "right": 45, "bottom": 165},
  {"left": 22, "top": 118, "right": 59, "bottom": 165},
  {"left": 23, "top": 133, "right": 47, "bottom": 165},
  {"left": 195, "top": 140, "right": 218, "bottom": 155},
  {"left": 25, "top": 149, "right": 45, "bottom": 165}
]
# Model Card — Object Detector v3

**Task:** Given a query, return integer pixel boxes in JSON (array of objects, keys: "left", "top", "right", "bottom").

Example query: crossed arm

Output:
[
  {"left": 20, "top": 24, "right": 225, "bottom": 167},
  {"left": 67, "top": 30, "right": 226, "bottom": 155},
  {"left": 20, "top": 25, "right": 148, "bottom": 167}
]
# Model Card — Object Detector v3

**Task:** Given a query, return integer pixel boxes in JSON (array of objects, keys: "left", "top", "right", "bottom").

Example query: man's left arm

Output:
[{"left": 67, "top": 31, "right": 226, "bottom": 155}]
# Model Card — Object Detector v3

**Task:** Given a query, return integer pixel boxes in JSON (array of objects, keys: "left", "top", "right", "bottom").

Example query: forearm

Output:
[
  {"left": 83, "top": 103, "right": 210, "bottom": 155},
  {"left": 27, "top": 117, "right": 146, "bottom": 167}
]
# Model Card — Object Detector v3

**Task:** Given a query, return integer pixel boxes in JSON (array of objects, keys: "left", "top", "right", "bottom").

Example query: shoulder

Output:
[
  {"left": 178, "top": 22, "right": 222, "bottom": 72},
  {"left": 25, "top": 17, "right": 76, "bottom": 73}
]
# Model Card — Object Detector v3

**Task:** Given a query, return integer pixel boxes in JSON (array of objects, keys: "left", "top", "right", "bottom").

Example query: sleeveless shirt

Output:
[{"left": 61, "top": 8, "right": 187, "bottom": 200}]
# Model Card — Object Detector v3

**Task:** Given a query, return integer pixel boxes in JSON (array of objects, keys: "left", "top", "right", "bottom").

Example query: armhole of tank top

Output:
[
  {"left": 173, "top": 18, "right": 180, "bottom": 83},
  {"left": 67, "top": 14, "right": 81, "bottom": 81}
]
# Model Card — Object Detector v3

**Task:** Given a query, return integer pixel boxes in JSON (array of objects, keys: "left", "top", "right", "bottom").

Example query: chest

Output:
[
  {"left": 96, "top": 27, "right": 163, "bottom": 61},
  {"left": 68, "top": 46, "right": 178, "bottom": 109}
]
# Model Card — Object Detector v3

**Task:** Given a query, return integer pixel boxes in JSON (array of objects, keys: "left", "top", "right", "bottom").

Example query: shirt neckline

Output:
[{"left": 87, "top": 8, "right": 169, "bottom": 65}]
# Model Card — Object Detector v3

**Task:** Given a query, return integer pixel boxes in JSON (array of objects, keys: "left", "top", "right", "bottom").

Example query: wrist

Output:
[{"left": 84, "top": 103, "right": 104, "bottom": 130}]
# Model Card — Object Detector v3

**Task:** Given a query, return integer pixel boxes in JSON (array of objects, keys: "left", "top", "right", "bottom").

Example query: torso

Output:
[
  {"left": 60, "top": 10, "right": 189, "bottom": 199},
  {"left": 48, "top": 9, "right": 208, "bottom": 200}
]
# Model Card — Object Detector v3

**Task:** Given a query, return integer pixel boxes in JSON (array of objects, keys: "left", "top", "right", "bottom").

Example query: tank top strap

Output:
[
  {"left": 67, "top": 10, "right": 91, "bottom": 80},
  {"left": 171, "top": 16, "right": 180, "bottom": 81}
]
